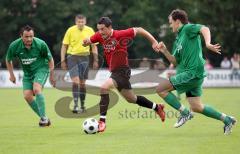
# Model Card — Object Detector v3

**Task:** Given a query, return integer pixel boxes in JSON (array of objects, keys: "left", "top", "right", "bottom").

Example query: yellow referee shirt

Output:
[{"left": 62, "top": 25, "right": 95, "bottom": 55}]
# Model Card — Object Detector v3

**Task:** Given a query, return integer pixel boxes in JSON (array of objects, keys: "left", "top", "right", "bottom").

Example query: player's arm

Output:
[
  {"left": 41, "top": 41, "right": 56, "bottom": 87},
  {"left": 91, "top": 43, "right": 99, "bottom": 69},
  {"left": 200, "top": 26, "right": 221, "bottom": 54},
  {"left": 60, "top": 44, "right": 68, "bottom": 70},
  {"left": 6, "top": 60, "right": 16, "bottom": 84},
  {"left": 5, "top": 46, "right": 16, "bottom": 84},
  {"left": 158, "top": 41, "right": 177, "bottom": 66},
  {"left": 83, "top": 38, "right": 92, "bottom": 47},
  {"left": 48, "top": 58, "right": 56, "bottom": 87},
  {"left": 134, "top": 27, "right": 159, "bottom": 52}
]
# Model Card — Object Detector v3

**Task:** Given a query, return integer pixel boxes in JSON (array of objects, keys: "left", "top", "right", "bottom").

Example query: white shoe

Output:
[
  {"left": 224, "top": 116, "right": 237, "bottom": 135},
  {"left": 174, "top": 112, "right": 193, "bottom": 128},
  {"left": 39, "top": 117, "right": 51, "bottom": 127},
  {"left": 72, "top": 106, "right": 79, "bottom": 114}
]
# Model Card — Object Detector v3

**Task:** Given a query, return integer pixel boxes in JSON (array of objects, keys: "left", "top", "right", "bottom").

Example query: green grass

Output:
[{"left": 0, "top": 88, "right": 239, "bottom": 154}]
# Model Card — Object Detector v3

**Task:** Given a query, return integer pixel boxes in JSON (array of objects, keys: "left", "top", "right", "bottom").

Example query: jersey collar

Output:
[
  {"left": 78, "top": 25, "right": 85, "bottom": 31},
  {"left": 20, "top": 38, "right": 36, "bottom": 49},
  {"left": 177, "top": 24, "right": 185, "bottom": 33},
  {"left": 104, "top": 29, "right": 114, "bottom": 41}
]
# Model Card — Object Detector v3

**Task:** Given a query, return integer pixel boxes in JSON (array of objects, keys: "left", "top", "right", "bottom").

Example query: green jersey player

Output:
[
  {"left": 6, "top": 25, "right": 55, "bottom": 127},
  {"left": 157, "top": 9, "right": 236, "bottom": 135}
]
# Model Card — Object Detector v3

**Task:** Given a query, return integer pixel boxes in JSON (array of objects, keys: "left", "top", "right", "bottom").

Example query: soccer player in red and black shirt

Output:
[{"left": 83, "top": 17, "right": 165, "bottom": 132}]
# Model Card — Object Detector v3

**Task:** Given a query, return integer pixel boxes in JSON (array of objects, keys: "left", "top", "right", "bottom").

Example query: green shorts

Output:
[
  {"left": 169, "top": 71, "right": 204, "bottom": 96},
  {"left": 23, "top": 70, "right": 49, "bottom": 90}
]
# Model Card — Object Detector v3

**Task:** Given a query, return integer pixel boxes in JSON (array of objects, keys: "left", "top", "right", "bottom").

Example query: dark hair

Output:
[
  {"left": 75, "top": 14, "right": 86, "bottom": 20},
  {"left": 169, "top": 9, "right": 189, "bottom": 24},
  {"left": 98, "top": 17, "right": 112, "bottom": 27},
  {"left": 20, "top": 25, "right": 34, "bottom": 35}
]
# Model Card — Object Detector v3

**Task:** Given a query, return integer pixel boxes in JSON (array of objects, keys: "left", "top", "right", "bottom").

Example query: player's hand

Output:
[
  {"left": 158, "top": 41, "right": 168, "bottom": 53},
  {"left": 206, "top": 43, "right": 221, "bottom": 54},
  {"left": 49, "top": 71, "right": 56, "bottom": 87},
  {"left": 83, "top": 38, "right": 90, "bottom": 47},
  {"left": 152, "top": 41, "right": 160, "bottom": 52},
  {"left": 93, "top": 61, "right": 99, "bottom": 70},
  {"left": 61, "top": 61, "right": 67, "bottom": 70},
  {"left": 9, "top": 74, "right": 16, "bottom": 84}
]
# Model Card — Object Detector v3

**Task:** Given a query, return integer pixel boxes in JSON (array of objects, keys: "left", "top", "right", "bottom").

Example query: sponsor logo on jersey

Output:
[
  {"left": 103, "top": 39, "right": 117, "bottom": 52},
  {"left": 21, "top": 58, "right": 37, "bottom": 65}
]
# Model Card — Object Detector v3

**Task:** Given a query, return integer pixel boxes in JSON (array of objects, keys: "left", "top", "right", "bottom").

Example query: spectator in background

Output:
[
  {"left": 220, "top": 56, "right": 231, "bottom": 69},
  {"left": 204, "top": 58, "right": 213, "bottom": 70},
  {"left": 139, "top": 57, "right": 151, "bottom": 69},
  {"left": 230, "top": 53, "right": 240, "bottom": 80},
  {"left": 231, "top": 53, "right": 240, "bottom": 70}
]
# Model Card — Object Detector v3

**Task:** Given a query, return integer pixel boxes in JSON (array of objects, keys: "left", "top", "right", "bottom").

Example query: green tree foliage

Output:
[
  {"left": 0, "top": 0, "right": 239, "bottom": 67},
  {"left": 185, "top": 0, "right": 240, "bottom": 66}
]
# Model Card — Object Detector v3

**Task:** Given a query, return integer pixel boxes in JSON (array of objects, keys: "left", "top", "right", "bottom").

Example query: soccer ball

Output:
[{"left": 82, "top": 118, "right": 99, "bottom": 134}]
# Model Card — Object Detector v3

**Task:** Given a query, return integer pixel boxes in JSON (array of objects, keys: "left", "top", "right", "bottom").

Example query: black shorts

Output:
[
  {"left": 110, "top": 66, "right": 132, "bottom": 91},
  {"left": 67, "top": 55, "right": 89, "bottom": 80}
]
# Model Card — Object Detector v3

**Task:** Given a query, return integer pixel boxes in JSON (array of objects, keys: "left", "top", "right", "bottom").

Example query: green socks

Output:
[
  {"left": 202, "top": 105, "right": 230, "bottom": 124},
  {"left": 36, "top": 94, "right": 46, "bottom": 118},
  {"left": 29, "top": 100, "right": 40, "bottom": 117},
  {"left": 164, "top": 92, "right": 189, "bottom": 115},
  {"left": 164, "top": 92, "right": 231, "bottom": 124}
]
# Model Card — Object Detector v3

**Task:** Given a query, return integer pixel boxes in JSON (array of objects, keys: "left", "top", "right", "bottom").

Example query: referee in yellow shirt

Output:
[{"left": 61, "top": 14, "right": 98, "bottom": 113}]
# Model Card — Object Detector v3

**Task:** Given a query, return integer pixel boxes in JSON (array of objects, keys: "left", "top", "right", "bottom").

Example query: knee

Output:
[
  {"left": 24, "top": 94, "right": 33, "bottom": 103},
  {"left": 72, "top": 81, "right": 79, "bottom": 85},
  {"left": 100, "top": 87, "right": 109, "bottom": 94},
  {"left": 79, "top": 83, "right": 86, "bottom": 89},
  {"left": 156, "top": 87, "right": 168, "bottom": 98},
  {"left": 33, "top": 83, "right": 42, "bottom": 95},
  {"left": 71, "top": 76, "right": 79, "bottom": 85},
  {"left": 125, "top": 96, "right": 137, "bottom": 104},
  {"left": 33, "top": 88, "right": 41, "bottom": 95},
  {"left": 191, "top": 104, "right": 204, "bottom": 113}
]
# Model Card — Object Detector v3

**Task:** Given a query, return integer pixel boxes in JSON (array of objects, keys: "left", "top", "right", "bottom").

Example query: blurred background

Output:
[{"left": 0, "top": 0, "right": 239, "bottom": 69}]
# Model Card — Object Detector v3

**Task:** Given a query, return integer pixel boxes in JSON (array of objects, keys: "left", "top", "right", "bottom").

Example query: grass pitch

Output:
[{"left": 0, "top": 88, "right": 239, "bottom": 154}]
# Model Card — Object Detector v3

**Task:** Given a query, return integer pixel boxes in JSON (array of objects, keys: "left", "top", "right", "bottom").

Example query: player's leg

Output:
[
  {"left": 188, "top": 93, "right": 237, "bottom": 135},
  {"left": 23, "top": 90, "right": 41, "bottom": 117},
  {"left": 33, "top": 82, "right": 45, "bottom": 117},
  {"left": 156, "top": 77, "right": 190, "bottom": 116},
  {"left": 99, "top": 78, "right": 115, "bottom": 121},
  {"left": 98, "top": 78, "right": 115, "bottom": 132},
  {"left": 78, "top": 56, "right": 89, "bottom": 113},
  {"left": 119, "top": 89, "right": 165, "bottom": 122},
  {"left": 33, "top": 71, "right": 50, "bottom": 127},
  {"left": 71, "top": 76, "right": 80, "bottom": 113},
  {"left": 67, "top": 55, "right": 80, "bottom": 113},
  {"left": 22, "top": 77, "right": 41, "bottom": 117},
  {"left": 79, "top": 79, "right": 86, "bottom": 112},
  {"left": 111, "top": 65, "right": 165, "bottom": 121}
]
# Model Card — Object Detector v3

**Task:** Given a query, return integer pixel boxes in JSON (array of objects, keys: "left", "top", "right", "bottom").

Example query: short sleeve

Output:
[
  {"left": 90, "top": 32, "right": 101, "bottom": 43},
  {"left": 41, "top": 41, "right": 52, "bottom": 61},
  {"left": 185, "top": 24, "right": 203, "bottom": 38},
  {"left": 6, "top": 44, "right": 16, "bottom": 62},
  {"left": 118, "top": 28, "right": 135, "bottom": 38}
]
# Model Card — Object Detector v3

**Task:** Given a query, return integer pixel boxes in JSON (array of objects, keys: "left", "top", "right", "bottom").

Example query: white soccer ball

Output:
[{"left": 82, "top": 118, "right": 99, "bottom": 134}]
